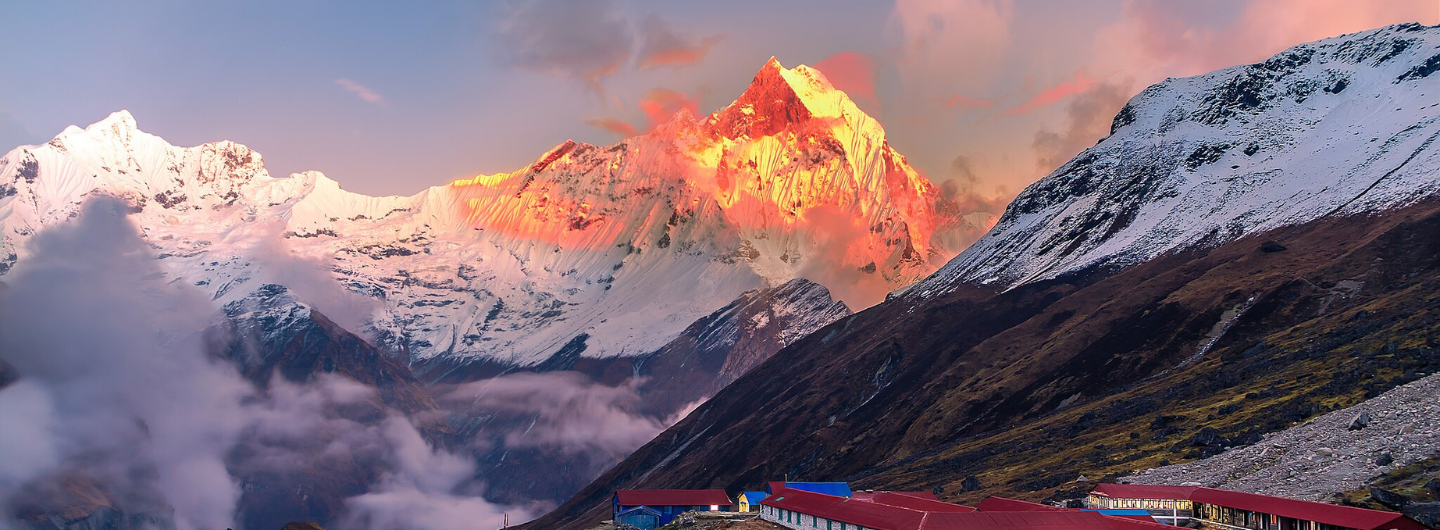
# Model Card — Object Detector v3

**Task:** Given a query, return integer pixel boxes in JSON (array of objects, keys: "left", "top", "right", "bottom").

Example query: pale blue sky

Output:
[{"left": 3, "top": 1, "right": 1434, "bottom": 200}]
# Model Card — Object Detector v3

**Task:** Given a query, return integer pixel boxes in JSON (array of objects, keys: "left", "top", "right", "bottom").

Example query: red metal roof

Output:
[
  {"left": 764, "top": 487, "right": 926, "bottom": 530},
  {"left": 1096, "top": 514, "right": 1176, "bottom": 530},
  {"left": 973, "top": 497, "right": 1170, "bottom": 530},
  {"left": 1189, "top": 488, "right": 1427, "bottom": 530},
  {"left": 921, "top": 511, "right": 1160, "bottom": 530},
  {"left": 975, "top": 497, "right": 1064, "bottom": 512},
  {"left": 1088, "top": 484, "right": 1426, "bottom": 530},
  {"left": 868, "top": 492, "right": 977, "bottom": 513},
  {"left": 614, "top": 489, "right": 732, "bottom": 507},
  {"left": 764, "top": 487, "right": 1165, "bottom": 530},
  {"left": 890, "top": 491, "right": 944, "bottom": 501}
]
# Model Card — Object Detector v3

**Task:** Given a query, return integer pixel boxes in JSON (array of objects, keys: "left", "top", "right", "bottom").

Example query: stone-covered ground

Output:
[{"left": 1124, "top": 373, "right": 1440, "bottom": 500}]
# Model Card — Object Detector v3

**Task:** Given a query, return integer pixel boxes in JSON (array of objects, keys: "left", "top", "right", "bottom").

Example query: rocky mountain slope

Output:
[
  {"left": 0, "top": 59, "right": 963, "bottom": 369},
  {"left": 1123, "top": 372, "right": 1439, "bottom": 502},
  {"left": 532, "top": 23, "right": 1440, "bottom": 529}
]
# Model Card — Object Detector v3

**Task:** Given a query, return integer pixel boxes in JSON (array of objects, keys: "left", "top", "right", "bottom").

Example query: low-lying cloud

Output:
[
  {"left": 0, "top": 197, "right": 251, "bottom": 529},
  {"left": 0, "top": 196, "right": 530, "bottom": 529},
  {"left": 437, "top": 372, "right": 672, "bottom": 458}
]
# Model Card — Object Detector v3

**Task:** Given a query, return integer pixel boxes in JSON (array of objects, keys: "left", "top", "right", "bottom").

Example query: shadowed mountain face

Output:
[
  {"left": 202, "top": 286, "right": 451, "bottom": 530},
  {"left": 207, "top": 284, "right": 449, "bottom": 433}
]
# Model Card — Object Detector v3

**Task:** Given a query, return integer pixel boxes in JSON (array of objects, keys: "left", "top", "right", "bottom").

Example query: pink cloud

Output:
[
  {"left": 637, "top": 88, "right": 699, "bottom": 131},
  {"left": 1003, "top": 71, "right": 1093, "bottom": 116},
  {"left": 887, "top": 0, "right": 1015, "bottom": 91},
  {"left": 943, "top": 93, "right": 995, "bottom": 109},
  {"left": 584, "top": 88, "right": 701, "bottom": 139},
  {"left": 585, "top": 117, "right": 638, "bottom": 138},
  {"left": 1094, "top": 0, "right": 1440, "bottom": 83},
  {"left": 813, "top": 52, "right": 881, "bottom": 112},
  {"left": 635, "top": 15, "right": 722, "bottom": 70},
  {"left": 334, "top": 78, "right": 385, "bottom": 106}
]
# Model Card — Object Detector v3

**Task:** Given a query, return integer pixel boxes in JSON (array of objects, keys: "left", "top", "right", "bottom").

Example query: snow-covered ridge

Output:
[
  {"left": 0, "top": 59, "right": 963, "bottom": 366},
  {"left": 914, "top": 23, "right": 1440, "bottom": 296}
]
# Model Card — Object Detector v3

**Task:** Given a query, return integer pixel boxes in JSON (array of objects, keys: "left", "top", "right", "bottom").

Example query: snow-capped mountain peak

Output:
[
  {"left": 0, "top": 58, "right": 971, "bottom": 366},
  {"left": 912, "top": 23, "right": 1440, "bottom": 296}
]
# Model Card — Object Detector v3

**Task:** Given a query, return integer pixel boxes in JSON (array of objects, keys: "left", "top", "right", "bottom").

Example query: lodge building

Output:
[
  {"left": 604, "top": 481, "right": 1422, "bottom": 530},
  {"left": 611, "top": 489, "right": 732, "bottom": 529},
  {"left": 1087, "top": 484, "right": 1427, "bottom": 530}
]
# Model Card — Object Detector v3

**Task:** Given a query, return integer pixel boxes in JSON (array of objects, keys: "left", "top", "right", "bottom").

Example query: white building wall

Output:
[{"left": 760, "top": 505, "right": 871, "bottom": 530}]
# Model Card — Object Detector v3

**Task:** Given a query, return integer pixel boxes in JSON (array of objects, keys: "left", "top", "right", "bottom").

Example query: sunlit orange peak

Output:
[{"left": 450, "top": 173, "right": 512, "bottom": 188}]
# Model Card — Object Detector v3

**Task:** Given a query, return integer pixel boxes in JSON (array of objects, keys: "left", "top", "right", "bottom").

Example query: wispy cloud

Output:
[
  {"left": 495, "top": 0, "right": 634, "bottom": 95},
  {"left": 637, "top": 88, "right": 699, "bottom": 130},
  {"left": 635, "top": 15, "right": 722, "bottom": 70},
  {"left": 1004, "top": 71, "right": 1093, "bottom": 116},
  {"left": 943, "top": 93, "right": 995, "bottom": 109},
  {"left": 585, "top": 117, "right": 638, "bottom": 138},
  {"left": 335, "top": 78, "right": 386, "bottom": 106},
  {"left": 494, "top": 1, "right": 723, "bottom": 95},
  {"left": 585, "top": 87, "right": 703, "bottom": 139}
]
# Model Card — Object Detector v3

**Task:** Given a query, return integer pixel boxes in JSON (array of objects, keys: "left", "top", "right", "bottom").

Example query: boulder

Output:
[
  {"left": 1348, "top": 411, "right": 1371, "bottom": 431},
  {"left": 1375, "top": 452, "right": 1395, "bottom": 466},
  {"left": 1192, "top": 427, "right": 1222, "bottom": 446},
  {"left": 1369, "top": 487, "right": 1410, "bottom": 510},
  {"left": 1402, "top": 502, "right": 1440, "bottom": 529},
  {"left": 960, "top": 476, "right": 982, "bottom": 492}
]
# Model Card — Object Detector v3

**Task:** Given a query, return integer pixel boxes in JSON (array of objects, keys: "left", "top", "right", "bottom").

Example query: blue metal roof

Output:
[
  {"left": 741, "top": 491, "right": 768, "bottom": 503},
  {"left": 781, "top": 482, "right": 852, "bottom": 497}
]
